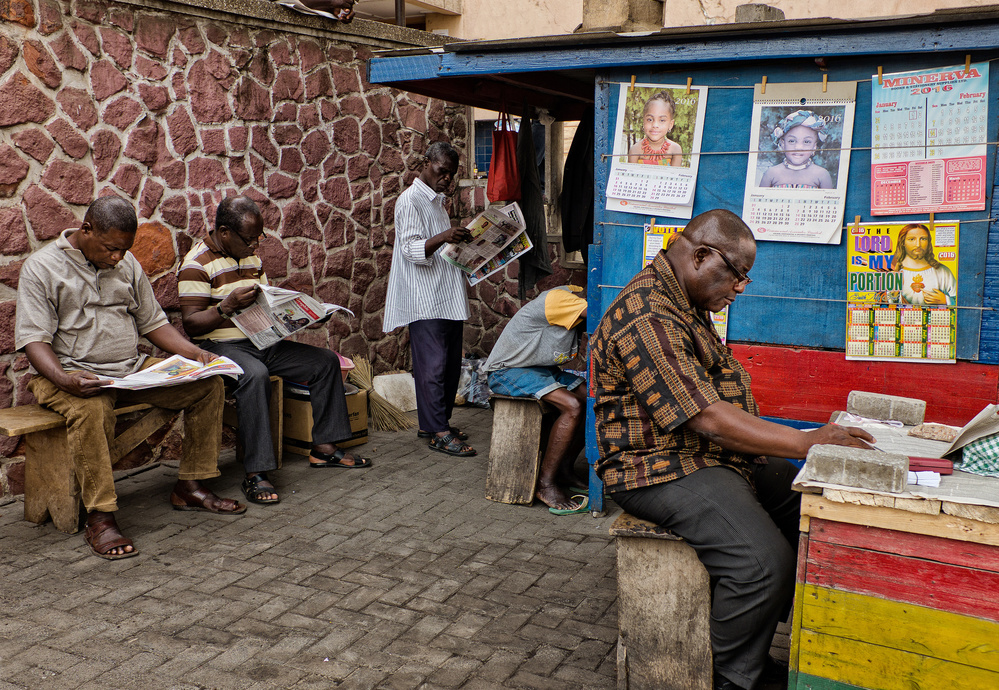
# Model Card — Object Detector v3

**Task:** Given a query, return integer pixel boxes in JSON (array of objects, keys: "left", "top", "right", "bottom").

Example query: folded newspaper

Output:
[
  {"left": 96, "top": 354, "right": 243, "bottom": 390},
  {"left": 231, "top": 285, "right": 354, "bottom": 350},
  {"left": 442, "top": 202, "right": 534, "bottom": 285}
]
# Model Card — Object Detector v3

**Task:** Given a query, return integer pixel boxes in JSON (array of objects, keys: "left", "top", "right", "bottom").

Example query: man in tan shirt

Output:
[{"left": 15, "top": 196, "right": 244, "bottom": 561}]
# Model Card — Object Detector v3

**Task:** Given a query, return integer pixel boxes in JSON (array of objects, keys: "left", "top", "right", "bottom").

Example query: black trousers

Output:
[
  {"left": 408, "top": 318, "right": 463, "bottom": 434},
  {"left": 202, "top": 339, "right": 351, "bottom": 473},
  {"left": 611, "top": 460, "right": 800, "bottom": 690}
]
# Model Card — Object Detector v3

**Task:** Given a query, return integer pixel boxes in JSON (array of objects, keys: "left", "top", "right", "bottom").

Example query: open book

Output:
[
  {"left": 442, "top": 202, "right": 533, "bottom": 284},
  {"left": 96, "top": 355, "right": 243, "bottom": 390},
  {"left": 231, "top": 285, "right": 354, "bottom": 350},
  {"left": 832, "top": 404, "right": 999, "bottom": 459}
]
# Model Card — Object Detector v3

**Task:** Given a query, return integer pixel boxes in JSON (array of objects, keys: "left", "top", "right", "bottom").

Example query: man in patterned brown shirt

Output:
[{"left": 592, "top": 209, "right": 873, "bottom": 690}]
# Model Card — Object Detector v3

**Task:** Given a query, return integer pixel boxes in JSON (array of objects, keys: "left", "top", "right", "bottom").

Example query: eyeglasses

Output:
[
  {"left": 226, "top": 228, "right": 261, "bottom": 251},
  {"left": 703, "top": 245, "right": 752, "bottom": 287}
]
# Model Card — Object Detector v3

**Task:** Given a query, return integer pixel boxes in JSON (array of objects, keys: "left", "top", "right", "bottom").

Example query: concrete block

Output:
[
  {"left": 804, "top": 444, "right": 908, "bottom": 493},
  {"left": 846, "top": 391, "right": 926, "bottom": 426},
  {"left": 372, "top": 372, "right": 417, "bottom": 412}
]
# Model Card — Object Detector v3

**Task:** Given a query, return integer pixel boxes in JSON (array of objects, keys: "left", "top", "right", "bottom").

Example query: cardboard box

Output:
[{"left": 283, "top": 382, "right": 368, "bottom": 455}]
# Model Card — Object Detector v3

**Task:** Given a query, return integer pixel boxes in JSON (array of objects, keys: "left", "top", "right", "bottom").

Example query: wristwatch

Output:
[{"left": 215, "top": 304, "right": 231, "bottom": 319}]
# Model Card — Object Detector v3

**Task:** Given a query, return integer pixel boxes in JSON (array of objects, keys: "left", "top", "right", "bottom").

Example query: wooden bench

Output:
[
  {"left": 0, "top": 376, "right": 283, "bottom": 535},
  {"left": 485, "top": 394, "right": 552, "bottom": 505},
  {"left": 611, "top": 513, "right": 712, "bottom": 690}
]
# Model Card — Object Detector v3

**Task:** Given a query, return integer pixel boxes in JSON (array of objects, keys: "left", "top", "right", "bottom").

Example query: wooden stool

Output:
[
  {"left": 611, "top": 513, "right": 712, "bottom": 690},
  {"left": 485, "top": 394, "right": 550, "bottom": 504}
]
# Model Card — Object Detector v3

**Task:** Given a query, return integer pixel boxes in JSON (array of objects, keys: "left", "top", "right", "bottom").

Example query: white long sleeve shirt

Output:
[{"left": 382, "top": 178, "right": 470, "bottom": 331}]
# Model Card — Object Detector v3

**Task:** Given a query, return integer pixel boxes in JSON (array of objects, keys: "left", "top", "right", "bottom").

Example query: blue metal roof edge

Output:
[{"left": 370, "top": 18, "right": 999, "bottom": 84}]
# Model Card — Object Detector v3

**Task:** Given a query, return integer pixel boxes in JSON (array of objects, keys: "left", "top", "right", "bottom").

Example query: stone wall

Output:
[{"left": 0, "top": 0, "right": 584, "bottom": 500}]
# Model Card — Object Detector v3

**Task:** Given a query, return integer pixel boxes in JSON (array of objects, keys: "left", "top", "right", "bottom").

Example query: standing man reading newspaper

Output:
[
  {"left": 383, "top": 141, "right": 477, "bottom": 457},
  {"left": 15, "top": 196, "right": 244, "bottom": 561},
  {"left": 179, "top": 196, "right": 370, "bottom": 507}
]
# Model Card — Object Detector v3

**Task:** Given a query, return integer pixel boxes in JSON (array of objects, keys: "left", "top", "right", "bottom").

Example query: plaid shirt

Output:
[{"left": 592, "top": 250, "right": 762, "bottom": 493}]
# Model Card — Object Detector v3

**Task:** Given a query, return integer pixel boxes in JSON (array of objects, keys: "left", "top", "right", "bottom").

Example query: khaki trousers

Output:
[{"left": 29, "top": 360, "right": 225, "bottom": 513}]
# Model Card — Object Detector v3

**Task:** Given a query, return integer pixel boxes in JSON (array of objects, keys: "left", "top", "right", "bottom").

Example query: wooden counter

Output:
[{"left": 790, "top": 483, "right": 999, "bottom": 690}]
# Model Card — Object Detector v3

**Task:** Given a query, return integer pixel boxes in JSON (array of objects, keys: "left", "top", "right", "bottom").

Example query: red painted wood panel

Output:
[
  {"left": 806, "top": 540, "right": 999, "bottom": 622},
  {"left": 809, "top": 518, "right": 999, "bottom": 572},
  {"left": 731, "top": 343, "right": 999, "bottom": 426}
]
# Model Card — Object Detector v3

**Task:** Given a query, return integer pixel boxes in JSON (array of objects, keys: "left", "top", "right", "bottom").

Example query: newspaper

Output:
[
  {"left": 231, "top": 285, "right": 354, "bottom": 350},
  {"left": 793, "top": 406, "right": 999, "bottom": 508},
  {"left": 96, "top": 355, "right": 243, "bottom": 390},
  {"left": 832, "top": 405, "right": 999, "bottom": 458},
  {"left": 442, "top": 202, "right": 528, "bottom": 275}
]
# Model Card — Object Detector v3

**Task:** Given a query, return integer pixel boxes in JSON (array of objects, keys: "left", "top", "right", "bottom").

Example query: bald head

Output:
[
  {"left": 680, "top": 209, "right": 754, "bottom": 254},
  {"left": 666, "top": 209, "right": 756, "bottom": 313}
]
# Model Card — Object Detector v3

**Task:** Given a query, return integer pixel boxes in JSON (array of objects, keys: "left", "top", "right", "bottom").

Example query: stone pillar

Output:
[
  {"left": 735, "top": 4, "right": 785, "bottom": 22},
  {"left": 579, "top": 0, "right": 664, "bottom": 33}
]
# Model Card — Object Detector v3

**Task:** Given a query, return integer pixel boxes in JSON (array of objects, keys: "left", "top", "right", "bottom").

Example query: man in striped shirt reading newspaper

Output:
[{"left": 178, "top": 196, "right": 370, "bottom": 507}]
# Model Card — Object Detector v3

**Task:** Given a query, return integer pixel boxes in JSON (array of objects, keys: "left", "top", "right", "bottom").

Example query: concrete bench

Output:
[
  {"left": 485, "top": 394, "right": 552, "bottom": 505},
  {"left": 0, "top": 376, "right": 283, "bottom": 534},
  {"left": 611, "top": 512, "right": 712, "bottom": 690}
]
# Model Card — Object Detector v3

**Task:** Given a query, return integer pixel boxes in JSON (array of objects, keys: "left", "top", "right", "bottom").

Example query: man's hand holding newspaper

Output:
[
  {"left": 441, "top": 202, "right": 533, "bottom": 285},
  {"left": 230, "top": 285, "right": 354, "bottom": 349}
]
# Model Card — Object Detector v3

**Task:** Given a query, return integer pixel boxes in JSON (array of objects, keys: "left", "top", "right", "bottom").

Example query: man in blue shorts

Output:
[{"left": 483, "top": 285, "right": 588, "bottom": 512}]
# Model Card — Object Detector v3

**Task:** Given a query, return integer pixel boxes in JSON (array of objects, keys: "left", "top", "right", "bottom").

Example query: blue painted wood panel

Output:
[{"left": 591, "top": 52, "right": 998, "bottom": 361}]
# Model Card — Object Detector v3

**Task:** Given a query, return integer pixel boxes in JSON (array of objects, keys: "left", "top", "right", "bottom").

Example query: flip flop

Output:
[
  {"left": 309, "top": 447, "right": 372, "bottom": 468},
  {"left": 549, "top": 495, "right": 589, "bottom": 516}
]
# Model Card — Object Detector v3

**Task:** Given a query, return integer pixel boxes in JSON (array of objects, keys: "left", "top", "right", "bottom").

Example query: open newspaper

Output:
[
  {"left": 96, "top": 355, "right": 243, "bottom": 390},
  {"left": 231, "top": 285, "right": 354, "bottom": 350},
  {"left": 442, "top": 202, "right": 533, "bottom": 284}
]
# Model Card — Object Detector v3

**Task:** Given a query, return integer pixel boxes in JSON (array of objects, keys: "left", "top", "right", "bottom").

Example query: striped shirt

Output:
[
  {"left": 382, "top": 178, "right": 469, "bottom": 331},
  {"left": 177, "top": 236, "right": 267, "bottom": 341}
]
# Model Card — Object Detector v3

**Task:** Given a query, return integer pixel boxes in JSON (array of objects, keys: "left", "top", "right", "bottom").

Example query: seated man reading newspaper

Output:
[
  {"left": 178, "top": 196, "right": 370, "bottom": 507},
  {"left": 15, "top": 196, "right": 245, "bottom": 561}
]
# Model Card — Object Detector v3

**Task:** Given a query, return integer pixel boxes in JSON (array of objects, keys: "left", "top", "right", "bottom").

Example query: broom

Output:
[{"left": 347, "top": 357, "right": 416, "bottom": 432}]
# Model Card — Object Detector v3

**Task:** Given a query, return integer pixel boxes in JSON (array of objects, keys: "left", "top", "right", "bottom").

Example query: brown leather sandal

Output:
[
  {"left": 84, "top": 513, "right": 138, "bottom": 560},
  {"left": 170, "top": 485, "right": 246, "bottom": 514}
]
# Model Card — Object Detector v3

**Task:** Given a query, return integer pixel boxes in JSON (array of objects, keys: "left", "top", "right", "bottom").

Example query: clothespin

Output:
[
  {"left": 761, "top": 76, "right": 767, "bottom": 94},
  {"left": 822, "top": 74, "right": 828, "bottom": 93},
  {"left": 686, "top": 77, "right": 692, "bottom": 94},
  {"left": 928, "top": 213, "right": 935, "bottom": 234},
  {"left": 877, "top": 66, "right": 883, "bottom": 86},
  {"left": 965, "top": 55, "right": 972, "bottom": 77},
  {"left": 629, "top": 75, "right": 636, "bottom": 92},
  {"left": 853, "top": 215, "right": 861, "bottom": 233},
  {"left": 651, "top": 217, "right": 657, "bottom": 230}
]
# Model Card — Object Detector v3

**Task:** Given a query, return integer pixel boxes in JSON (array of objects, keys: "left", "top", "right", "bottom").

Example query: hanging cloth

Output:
[
  {"left": 559, "top": 108, "right": 594, "bottom": 262},
  {"left": 516, "top": 109, "right": 552, "bottom": 299}
]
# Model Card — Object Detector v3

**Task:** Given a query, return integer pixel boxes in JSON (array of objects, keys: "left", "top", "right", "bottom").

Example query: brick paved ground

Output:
[{"left": 0, "top": 406, "right": 624, "bottom": 689}]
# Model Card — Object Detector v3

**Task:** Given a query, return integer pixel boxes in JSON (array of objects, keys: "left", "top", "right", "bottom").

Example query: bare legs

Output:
[{"left": 535, "top": 385, "right": 587, "bottom": 510}]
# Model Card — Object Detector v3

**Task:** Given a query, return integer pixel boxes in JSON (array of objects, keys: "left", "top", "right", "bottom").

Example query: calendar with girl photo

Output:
[{"left": 605, "top": 82, "right": 708, "bottom": 219}]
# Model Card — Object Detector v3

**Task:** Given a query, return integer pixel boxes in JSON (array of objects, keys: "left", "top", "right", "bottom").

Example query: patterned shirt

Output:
[
  {"left": 177, "top": 236, "right": 267, "bottom": 341},
  {"left": 382, "top": 178, "right": 469, "bottom": 331},
  {"left": 591, "top": 250, "right": 762, "bottom": 494}
]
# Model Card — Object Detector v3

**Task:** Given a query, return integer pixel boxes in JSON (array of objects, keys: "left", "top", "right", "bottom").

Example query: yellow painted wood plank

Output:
[
  {"left": 790, "top": 582, "right": 806, "bottom": 674},
  {"left": 800, "top": 494, "right": 999, "bottom": 547},
  {"left": 798, "top": 629, "right": 999, "bottom": 690},
  {"left": 799, "top": 584, "right": 999, "bottom": 673}
]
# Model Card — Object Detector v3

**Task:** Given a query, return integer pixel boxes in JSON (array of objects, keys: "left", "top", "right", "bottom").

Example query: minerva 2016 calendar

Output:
[{"left": 871, "top": 62, "right": 989, "bottom": 215}]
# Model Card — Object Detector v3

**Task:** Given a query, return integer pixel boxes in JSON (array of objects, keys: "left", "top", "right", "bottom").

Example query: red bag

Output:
[{"left": 486, "top": 113, "right": 521, "bottom": 202}]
